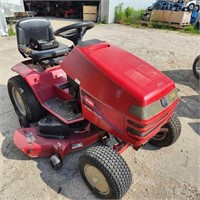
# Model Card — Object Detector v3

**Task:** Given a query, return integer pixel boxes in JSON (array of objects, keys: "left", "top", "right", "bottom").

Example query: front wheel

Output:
[
  {"left": 79, "top": 145, "right": 132, "bottom": 199},
  {"left": 193, "top": 56, "right": 200, "bottom": 79},
  {"left": 149, "top": 113, "right": 181, "bottom": 147}
]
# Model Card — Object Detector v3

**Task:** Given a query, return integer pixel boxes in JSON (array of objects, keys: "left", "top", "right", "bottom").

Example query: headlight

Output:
[{"left": 129, "top": 89, "right": 178, "bottom": 120}]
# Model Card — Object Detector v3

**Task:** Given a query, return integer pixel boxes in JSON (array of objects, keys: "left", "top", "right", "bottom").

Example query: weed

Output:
[
  {"left": 114, "top": 3, "right": 125, "bottom": 24},
  {"left": 181, "top": 25, "right": 200, "bottom": 34},
  {"left": 7, "top": 17, "right": 16, "bottom": 36},
  {"left": 115, "top": 4, "right": 144, "bottom": 26}
]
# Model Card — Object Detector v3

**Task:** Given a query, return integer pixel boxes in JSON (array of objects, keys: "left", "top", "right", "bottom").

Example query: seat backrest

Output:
[{"left": 16, "top": 17, "right": 55, "bottom": 49}]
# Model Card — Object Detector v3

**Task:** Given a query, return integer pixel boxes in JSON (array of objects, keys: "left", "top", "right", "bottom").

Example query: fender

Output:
[
  {"left": 12, "top": 60, "right": 35, "bottom": 78},
  {"left": 12, "top": 60, "right": 67, "bottom": 103}
]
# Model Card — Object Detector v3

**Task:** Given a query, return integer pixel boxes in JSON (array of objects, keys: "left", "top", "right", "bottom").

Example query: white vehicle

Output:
[{"left": 185, "top": 0, "right": 200, "bottom": 11}]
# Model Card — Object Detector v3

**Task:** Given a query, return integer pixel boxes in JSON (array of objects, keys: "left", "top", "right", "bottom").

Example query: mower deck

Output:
[{"left": 14, "top": 126, "right": 102, "bottom": 158}]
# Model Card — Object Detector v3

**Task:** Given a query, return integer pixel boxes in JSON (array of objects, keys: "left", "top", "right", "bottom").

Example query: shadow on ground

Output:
[
  {"left": 0, "top": 68, "right": 199, "bottom": 197},
  {"left": 162, "top": 69, "right": 199, "bottom": 92},
  {"left": 0, "top": 84, "right": 95, "bottom": 199},
  {"left": 163, "top": 69, "right": 199, "bottom": 135},
  {"left": 0, "top": 84, "right": 29, "bottom": 160}
]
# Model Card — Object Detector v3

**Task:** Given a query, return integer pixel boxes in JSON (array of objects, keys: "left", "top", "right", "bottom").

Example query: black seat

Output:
[{"left": 16, "top": 17, "right": 69, "bottom": 63}]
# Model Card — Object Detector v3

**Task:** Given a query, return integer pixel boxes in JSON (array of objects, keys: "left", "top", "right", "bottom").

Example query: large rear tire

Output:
[
  {"left": 7, "top": 75, "right": 45, "bottom": 122},
  {"left": 149, "top": 113, "right": 181, "bottom": 147},
  {"left": 79, "top": 145, "right": 132, "bottom": 199}
]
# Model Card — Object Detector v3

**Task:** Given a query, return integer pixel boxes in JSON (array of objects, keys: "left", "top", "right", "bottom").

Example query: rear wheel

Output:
[
  {"left": 19, "top": 116, "right": 30, "bottom": 128},
  {"left": 193, "top": 56, "right": 200, "bottom": 79},
  {"left": 8, "top": 75, "right": 45, "bottom": 122},
  {"left": 79, "top": 145, "right": 132, "bottom": 199},
  {"left": 149, "top": 113, "right": 181, "bottom": 147}
]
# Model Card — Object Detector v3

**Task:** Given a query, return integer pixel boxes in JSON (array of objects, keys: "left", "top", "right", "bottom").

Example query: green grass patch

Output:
[
  {"left": 8, "top": 26, "right": 16, "bottom": 36},
  {"left": 146, "top": 21, "right": 176, "bottom": 30},
  {"left": 115, "top": 3, "right": 144, "bottom": 25},
  {"left": 181, "top": 25, "right": 200, "bottom": 34},
  {"left": 7, "top": 17, "right": 16, "bottom": 36}
]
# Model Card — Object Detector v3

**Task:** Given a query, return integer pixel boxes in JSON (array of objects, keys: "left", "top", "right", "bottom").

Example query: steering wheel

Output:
[{"left": 54, "top": 22, "right": 95, "bottom": 45}]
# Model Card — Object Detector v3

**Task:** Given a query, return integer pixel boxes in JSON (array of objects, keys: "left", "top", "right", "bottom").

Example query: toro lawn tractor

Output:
[{"left": 7, "top": 17, "right": 181, "bottom": 199}]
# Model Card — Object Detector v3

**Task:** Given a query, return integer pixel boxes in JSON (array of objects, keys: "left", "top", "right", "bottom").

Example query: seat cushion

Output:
[{"left": 20, "top": 41, "right": 69, "bottom": 61}]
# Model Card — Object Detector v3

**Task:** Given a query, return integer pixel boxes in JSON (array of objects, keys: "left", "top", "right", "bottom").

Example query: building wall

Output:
[
  {"left": 104, "top": 0, "right": 155, "bottom": 23},
  {"left": 100, "top": 0, "right": 110, "bottom": 23},
  {"left": 0, "top": 1, "right": 7, "bottom": 36},
  {"left": 1, "top": 0, "right": 24, "bottom": 17}
]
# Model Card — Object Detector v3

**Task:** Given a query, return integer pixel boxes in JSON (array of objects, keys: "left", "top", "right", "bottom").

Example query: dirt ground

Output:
[{"left": 0, "top": 18, "right": 200, "bottom": 200}]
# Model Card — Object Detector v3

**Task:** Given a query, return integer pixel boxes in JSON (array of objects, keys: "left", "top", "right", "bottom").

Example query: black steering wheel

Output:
[{"left": 54, "top": 21, "right": 95, "bottom": 45}]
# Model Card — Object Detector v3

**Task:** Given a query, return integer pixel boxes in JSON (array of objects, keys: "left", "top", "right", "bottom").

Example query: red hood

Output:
[{"left": 79, "top": 42, "right": 175, "bottom": 106}]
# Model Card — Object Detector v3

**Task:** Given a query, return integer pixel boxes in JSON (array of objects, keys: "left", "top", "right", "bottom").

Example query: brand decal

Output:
[
  {"left": 84, "top": 96, "right": 94, "bottom": 108},
  {"left": 81, "top": 91, "right": 123, "bottom": 134},
  {"left": 160, "top": 97, "right": 168, "bottom": 108}
]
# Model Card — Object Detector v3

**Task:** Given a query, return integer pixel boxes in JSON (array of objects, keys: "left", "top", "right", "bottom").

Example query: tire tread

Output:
[
  {"left": 79, "top": 145, "right": 132, "bottom": 199},
  {"left": 149, "top": 113, "right": 181, "bottom": 147},
  {"left": 8, "top": 75, "right": 45, "bottom": 122}
]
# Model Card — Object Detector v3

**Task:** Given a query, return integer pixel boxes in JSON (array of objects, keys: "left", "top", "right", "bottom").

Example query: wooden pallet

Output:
[
  {"left": 15, "top": 11, "right": 36, "bottom": 17},
  {"left": 169, "top": 22, "right": 190, "bottom": 29},
  {"left": 141, "top": 20, "right": 190, "bottom": 29}
]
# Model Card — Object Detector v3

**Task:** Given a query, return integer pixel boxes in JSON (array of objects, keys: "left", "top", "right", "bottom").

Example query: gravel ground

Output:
[{"left": 0, "top": 18, "right": 200, "bottom": 200}]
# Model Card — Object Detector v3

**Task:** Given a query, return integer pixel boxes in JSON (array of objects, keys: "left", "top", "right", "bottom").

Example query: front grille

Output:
[
  {"left": 126, "top": 109, "right": 174, "bottom": 138},
  {"left": 127, "top": 126, "right": 156, "bottom": 137},
  {"left": 127, "top": 127, "right": 141, "bottom": 136},
  {"left": 127, "top": 120, "right": 144, "bottom": 128}
]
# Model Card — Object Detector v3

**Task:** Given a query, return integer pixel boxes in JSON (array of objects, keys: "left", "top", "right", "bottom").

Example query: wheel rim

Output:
[
  {"left": 84, "top": 164, "right": 110, "bottom": 195},
  {"left": 195, "top": 60, "right": 200, "bottom": 74},
  {"left": 152, "top": 132, "right": 166, "bottom": 141},
  {"left": 189, "top": 4, "right": 194, "bottom": 10},
  {"left": 12, "top": 87, "right": 26, "bottom": 115},
  {"left": 152, "top": 127, "right": 168, "bottom": 141}
]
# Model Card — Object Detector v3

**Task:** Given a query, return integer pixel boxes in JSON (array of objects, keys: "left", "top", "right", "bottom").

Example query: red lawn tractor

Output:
[{"left": 8, "top": 18, "right": 181, "bottom": 199}]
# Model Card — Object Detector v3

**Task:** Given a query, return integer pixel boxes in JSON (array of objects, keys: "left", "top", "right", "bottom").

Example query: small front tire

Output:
[
  {"left": 149, "top": 113, "right": 181, "bottom": 147},
  {"left": 79, "top": 145, "right": 132, "bottom": 199}
]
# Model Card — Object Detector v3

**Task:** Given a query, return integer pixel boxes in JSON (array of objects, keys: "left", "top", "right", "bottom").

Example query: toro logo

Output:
[{"left": 84, "top": 96, "right": 94, "bottom": 108}]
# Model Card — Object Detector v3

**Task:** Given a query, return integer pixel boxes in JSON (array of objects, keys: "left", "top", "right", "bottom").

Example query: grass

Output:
[
  {"left": 181, "top": 25, "right": 200, "bottom": 34},
  {"left": 114, "top": 3, "right": 200, "bottom": 35},
  {"left": 7, "top": 17, "right": 16, "bottom": 36},
  {"left": 115, "top": 3, "right": 144, "bottom": 25},
  {"left": 8, "top": 26, "right": 16, "bottom": 36},
  {"left": 146, "top": 22, "right": 200, "bottom": 34}
]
